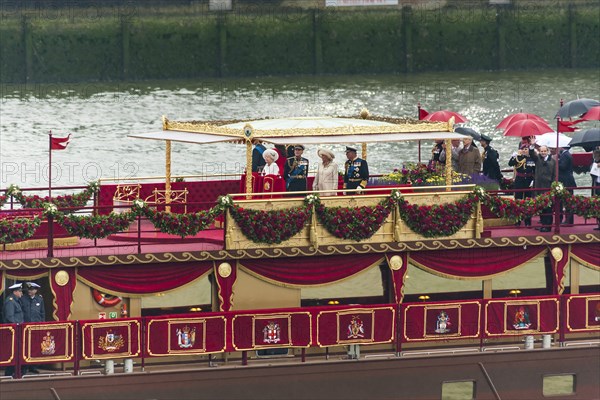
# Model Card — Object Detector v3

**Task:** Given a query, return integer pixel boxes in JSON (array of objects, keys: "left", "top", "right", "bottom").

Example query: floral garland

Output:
[
  {"left": 0, "top": 216, "right": 42, "bottom": 244},
  {"left": 314, "top": 196, "right": 395, "bottom": 241},
  {"left": 7, "top": 182, "right": 99, "bottom": 211},
  {"left": 481, "top": 191, "right": 553, "bottom": 222},
  {"left": 396, "top": 191, "right": 477, "bottom": 238},
  {"left": 229, "top": 204, "right": 311, "bottom": 244},
  {"left": 0, "top": 195, "right": 7, "bottom": 208},
  {"left": 552, "top": 182, "right": 600, "bottom": 219},
  {"left": 54, "top": 210, "right": 137, "bottom": 240},
  {"left": 141, "top": 205, "right": 218, "bottom": 238}
]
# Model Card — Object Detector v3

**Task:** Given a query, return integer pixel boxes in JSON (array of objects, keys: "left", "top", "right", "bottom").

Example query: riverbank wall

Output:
[{"left": 0, "top": 1, "right": 598, "bottom": 83}]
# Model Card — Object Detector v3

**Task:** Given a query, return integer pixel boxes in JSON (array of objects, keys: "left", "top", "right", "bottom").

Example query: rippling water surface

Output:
[{"left": 1, "top": 69, "right": 598, "bottom": 189}]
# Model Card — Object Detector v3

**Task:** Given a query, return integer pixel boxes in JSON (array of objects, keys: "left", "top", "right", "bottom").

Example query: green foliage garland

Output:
[
  {"left": 7, "top": 182, "right": 98, "bottom": 211},
  {"left": 55, "top": 212, "right": 137, "bottom": 240},
  {"left": 142, "top": 207, "right": 217, "bottom": 238},
  {"left": 0, "top": 216, "right": 42, "bottom": 244},
  {"left": 397, "top": 193, "right": 477, "bottom": 238},
  {"left": 315, "top": 198, "right": 395, "bottom": 241},
  {"left": 229, "top": 205, "right": 311, "bottom": 244}
]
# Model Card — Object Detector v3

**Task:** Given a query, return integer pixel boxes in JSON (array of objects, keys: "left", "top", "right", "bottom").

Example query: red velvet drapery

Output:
[
  {"left": 550, "top": 245, "right": 570, "bottom": 295},
  {"left": 570, "top": 244, "right": 600, "bottom": 270},
  {"left": 214, "top": 262, "right": 236, "bottom": 312},
  {"left": 3, "top": 269, "right": 75, "bottom": 321},
  {"left": 77, "top": 262, "right": 213, "bottom": 295},
  {"left": 50, "top": 269, "right": 77, "bottom": 320},
  {"left": 238, "top": 254, "right": 384, "bottom": 286},
  {"left": 386, "top": 253, "right": 408, "bottom": 303},
  {"left": 409, "top": 246, "right": 546, "bottom": 278}
]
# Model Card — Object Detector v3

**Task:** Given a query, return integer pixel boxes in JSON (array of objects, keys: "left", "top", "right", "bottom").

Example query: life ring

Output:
[{"left": 92, "top": 289, "right": 122, "bottom": 307}]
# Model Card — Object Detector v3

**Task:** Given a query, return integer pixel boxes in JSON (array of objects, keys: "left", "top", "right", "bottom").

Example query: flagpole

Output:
[{"left": 49, "top": 131, "right": 53, "bottom": 199}]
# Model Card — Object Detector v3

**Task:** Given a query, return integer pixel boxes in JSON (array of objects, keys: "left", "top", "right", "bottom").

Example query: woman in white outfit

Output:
[
  {"left": 261, "top": 148, "right": 280, "bottom": 176},
  {"left": 312, "top": 148, "right": 339, "bottom": 196}
]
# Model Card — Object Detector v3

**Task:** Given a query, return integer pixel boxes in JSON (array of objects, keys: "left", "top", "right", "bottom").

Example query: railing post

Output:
[
  {"left": 47, "top": 214, "right": 54, "bottom": 258},
  {"left": 395, "top": 302, "right": 402, "bottom": 356},
  {"left": 137, "top": 214, "right": 142, "bottom": 254},
  {"left": 559, "top": 295, "right": 566, "bottom": 346},
  {"left": 479, "top": 299, "right": 486, "bottom": 352},
  {"left": 141, "top": 317, "right": 146, "bottom": 372},
  {"left": 15, "top": 323, "right": 22, "bottom": 379},
  {"left": 74, "top": 320, "right": 80, "bottom": 376},
  {"left": 241, "top": 350, "right": 248, "bottom": 366}
]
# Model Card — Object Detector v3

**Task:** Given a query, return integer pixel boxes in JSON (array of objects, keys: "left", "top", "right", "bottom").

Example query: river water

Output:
[{"left": 1, "top": 69, "right": 598, "bottom": 190}]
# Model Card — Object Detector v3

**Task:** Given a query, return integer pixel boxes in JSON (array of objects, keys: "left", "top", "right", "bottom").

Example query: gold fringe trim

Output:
[{"left": 1, "top": 237, "right": 79, "bottom": 251}]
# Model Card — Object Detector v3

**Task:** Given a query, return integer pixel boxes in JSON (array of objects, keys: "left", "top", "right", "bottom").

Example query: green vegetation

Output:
[{"left": 0, "top": 2, "right": 597, "bottom": 83}]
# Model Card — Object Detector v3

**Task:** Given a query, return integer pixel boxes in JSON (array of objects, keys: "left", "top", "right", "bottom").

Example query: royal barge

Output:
[{"left": 1, "top": 115, "right": 599, "bottom": 400}]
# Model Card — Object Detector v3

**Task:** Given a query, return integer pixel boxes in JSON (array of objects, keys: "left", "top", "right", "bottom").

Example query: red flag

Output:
[
  {"left": 418, "top": 108, "right": 429, "bottom": 120},
  {"left": 51, "top": 134, "right": 71, "bottom": 150}
]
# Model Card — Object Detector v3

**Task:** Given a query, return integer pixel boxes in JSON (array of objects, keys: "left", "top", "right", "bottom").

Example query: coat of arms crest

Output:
[
  {"left": 41, "top": 331, "right": 56, "bottom": 355},
  {"left": 176, "top": 325, "right": 196, "bottom": 348},
  {"left": 262, "top": 321, "right": 281, "bottom": 344},
  {"left": 98, "top": 329, "right": 125, "bottom": 352},
  {"left": 347, "top": 316, "right": 365, "bottom": 339}
]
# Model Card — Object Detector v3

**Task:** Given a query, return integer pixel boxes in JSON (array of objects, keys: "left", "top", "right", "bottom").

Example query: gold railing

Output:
[{"left": 224, "top": 188, "right": 482, "bottom": 250}]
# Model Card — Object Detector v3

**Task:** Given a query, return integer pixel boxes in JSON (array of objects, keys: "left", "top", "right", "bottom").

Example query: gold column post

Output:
[
  {"left": 362, "top": 143, "right": 367, "bottom": 160},
  {"left": 245, "top": 140, "right": 253, "bottom": 198},
  {"left": 165, "top": 139, "right": 172, "bottom": 213},
  {"left": 445, "top": 117, "right": 455, "bottom": 191}
]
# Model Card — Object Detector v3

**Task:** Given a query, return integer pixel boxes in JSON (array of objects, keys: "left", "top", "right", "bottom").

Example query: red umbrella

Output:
[
  {"left": 422, "top": 110, "right": 468, "bottom": 123},
  {"left": 581, "top": 106, "right": 600, "bottom": 121},
  {"left": 496, "top": 113, "right": 547, "bottom": 130},
  {"left": 503, "top": 119, "right": 554, "bottom": 137}
]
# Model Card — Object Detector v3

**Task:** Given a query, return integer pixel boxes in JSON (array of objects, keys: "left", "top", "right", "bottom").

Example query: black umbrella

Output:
[
  {"left": 556, "top": 98, "right": 600, "bottom": 119},
  {"left": 454, "top": 127, "right": 481, "bottom": 141},
  {"left": 569, "top": 128, "right": 600, "bottom": 152}
]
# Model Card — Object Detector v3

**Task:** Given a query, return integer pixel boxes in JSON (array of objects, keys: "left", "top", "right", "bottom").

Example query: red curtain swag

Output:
[
  {"left": 409, "top": 246, "right": 546, "bottom": 278},
  {"left": 238, "top": 254, "right": 384, "bottom": 286},
  {"left": 77, "top": 262, "right": 213, "bottom": 295}
]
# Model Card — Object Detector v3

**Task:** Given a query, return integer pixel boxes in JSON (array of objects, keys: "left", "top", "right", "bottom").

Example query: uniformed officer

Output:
[
  {"left": 20, "top": 282, "right": 45, "bottom": 374},
  {"left": 21, "top": 282, "right": 45, "bottom": 323},
  {"left": 344, "top": 146, "right": 369, "bottom": 193},
  {"left": 3, "top": 283, "right": 24, "bottom": 377},
  {"left": 283, "top": 145, "right": 309, "bottom": 193}
]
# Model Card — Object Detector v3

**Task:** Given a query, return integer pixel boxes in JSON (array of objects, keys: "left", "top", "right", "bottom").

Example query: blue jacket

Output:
[{"left": 21, "top": 294, "right": 46, "bottom": 322}]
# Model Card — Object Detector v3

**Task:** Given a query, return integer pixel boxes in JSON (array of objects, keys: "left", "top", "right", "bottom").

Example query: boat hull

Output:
[{"left": 2, "top": 346, "right": 598, "bottom": 400}]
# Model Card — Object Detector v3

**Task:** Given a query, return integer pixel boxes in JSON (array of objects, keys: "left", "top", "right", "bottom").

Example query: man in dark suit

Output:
[
  {"left": 283, "top": 145, "right": 309, "bottom": 193},
  {"left": 343, "top": 146, "right": 369, "bottom": 193},
  {"left": 480, "top": 134, "right": 503, "bottom": 183},
  {"left": 530, "top": 145, "right": 556, "bottom": 232}
]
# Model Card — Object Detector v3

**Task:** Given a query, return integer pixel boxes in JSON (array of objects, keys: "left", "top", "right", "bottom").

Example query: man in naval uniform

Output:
[
  {"left": 344, "top": 146, "right": 369, "bottom": 193},
  {"left": 3, "top": 283, "right": 24, "bottom": 377},
  {"left": 283, "top": 145, "right": 309, "bottom": 193},
  {"left": 20, "top": 282, "right": 46, "bottom": 374}
]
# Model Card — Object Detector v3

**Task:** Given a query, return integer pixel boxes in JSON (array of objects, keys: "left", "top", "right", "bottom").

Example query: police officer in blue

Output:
[
  {"left": 344, "top": 146, "right": 369, "bottom": 193},
  {"left": 3, "top": 283, "right": 24, "bottom": 377},
  {"left": 20, "top": 282, "right": 45, "bottom": 374},
  {"left": 21, "top": 282, "right": 45, "bottom": 324},
  {"left": 283, "top": 145, "right": 309, "bottom": 193}
]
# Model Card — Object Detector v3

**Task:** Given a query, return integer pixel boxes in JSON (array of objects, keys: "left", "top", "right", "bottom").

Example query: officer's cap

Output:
[
  {"left": 25, "top": 282, "right": 41, "bottom": 289},
  {"left": 480, "top": 134, "right": 493, "bottom": 143},
  {"left": 294, "top": 145, "right": 305, "bottom": 151},
  {"left": 345, "top": 146, "right": 357, "bottom": 153},
  {"left": 8, "top": 283, "right": 23, "bottom": 291}
]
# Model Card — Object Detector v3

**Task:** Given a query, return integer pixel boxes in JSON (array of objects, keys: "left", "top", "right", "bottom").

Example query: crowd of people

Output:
[
  {"left": 433, "top": 135, "right": 598, "bottom": 232},
  {"left": 250, "top": 137, "right": 597, "bottom": 231},
  {"left": 251, "top": 142, "right": 369, "bottom": 196},
  {"left": 2, "top": 282, "right": 45, "bottom": 377}
]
